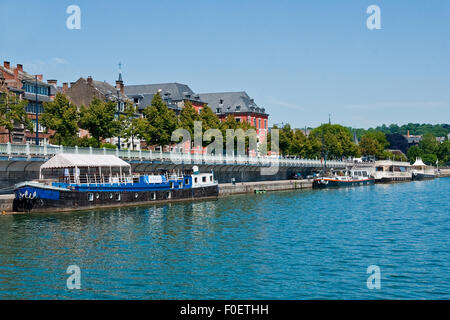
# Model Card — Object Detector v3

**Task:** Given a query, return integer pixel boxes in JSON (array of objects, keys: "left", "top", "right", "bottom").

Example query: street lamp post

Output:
[{"left": 35, "top": 75, "right": 39, "bottom": 146}]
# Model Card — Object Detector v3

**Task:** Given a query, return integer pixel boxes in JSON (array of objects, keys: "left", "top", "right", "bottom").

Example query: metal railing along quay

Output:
[{"left": 0, "top": 143, "right": 352, "bottom": 168}]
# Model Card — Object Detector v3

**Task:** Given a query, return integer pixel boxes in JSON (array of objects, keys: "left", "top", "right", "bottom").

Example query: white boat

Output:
[
  {"left": 372, "top": 160, "right": 412, "bottom": 183},
  {"left": 411, "top": 158, "right": 436, "bottom": 180}
]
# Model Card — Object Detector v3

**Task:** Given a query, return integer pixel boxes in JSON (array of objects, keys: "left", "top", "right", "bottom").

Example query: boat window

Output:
[
  {"left": 202, "top": 176, "right": 206, "bottom": 183},
  {"left": 170, "top": 182, "right": 174, "bottom": 189},
  {"left": 167, "top": 191, "right": 171, "bottom": 199},
  {"left": 116, "top": 193, "right": 121, "bottom": 201},
  {"left": 179, "top": 182, "right": 183, "bottom": 188},
  {"left": 96, "top": 193, "right": 100, "bottom": 199},
  {"left": 88, "top": 193, "right": 94, "bottom": 201},
  {"left": 194, "top": 177, "right": 198, "bottom": 183},
  {"left": 109, "top": 193, "right": 113, "bottom": 199},
  {"left": 210, "top": 176, "right": 213, "bottom": 181},
  {"left": 151, "top": 193, "right": 156, "bottom": 200},
  {"left": 135, "top": 193, "right": 139, "bottom": 199},
  {"left": 185, "top": 178, "right": 189, "bottom": 185}
]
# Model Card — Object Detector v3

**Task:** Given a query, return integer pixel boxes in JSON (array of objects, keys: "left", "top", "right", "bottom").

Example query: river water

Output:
[{"left": 0, "top": 178, "right": 449, "bottom": 299}]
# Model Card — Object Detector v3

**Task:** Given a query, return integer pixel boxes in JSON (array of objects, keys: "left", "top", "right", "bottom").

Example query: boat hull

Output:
[
  {"left": 13, "top": 185, "right": 219, "bottom": 213},
  {"left": 313, "top": 178, "right": 375, "bottom": 189},
  {"left": 376, "top": 176, "right": 412, "bottom": 183},
  {"left": 412, "top": 172, "right": 436, "bottom": 181}
]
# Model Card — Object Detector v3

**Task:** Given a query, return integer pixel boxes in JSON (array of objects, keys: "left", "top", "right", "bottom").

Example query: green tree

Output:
[
  {"left": 407, "top": 145, "right": 423, "bottom": 163},
  {"left": 278, "top": 124, "right": 294, "bottom": 155},
  {"left": 137, "top": 92, "right": 178, "bottom": 147},
  {"left": 310, "top": 124, "right": 360, "bottom": 159},
  {"left": 178, "top": 100, "right": 200, "bottom": 140},
  {"left": 79, "top": 97, "right": 120, "bottom": 148},
  {"left": 200, "top": 105, "right": 221, "bottom": 147},
  {"left": 0, "top": 91, "right": 33, "bottom": 143},
  {"left": 119, "top": 102, "right": 139, "bottom": 150},
  {"left": 289, "top": 129, "right": 307, "bottom": 156},
  {"left": 436, "top": 140, "right": 450, "bottom": 165},
  {"left": 41, "top": 92, "right": 79, "bottom": 146},
  {"left": 418, "top": 133, "right": 439, "bottom": 155},
  {"left": 359, "top": 135, "right": 383, "bottom": 157}
]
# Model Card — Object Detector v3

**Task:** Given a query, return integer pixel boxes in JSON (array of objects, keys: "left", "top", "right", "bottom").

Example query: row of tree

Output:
[
  {"left": 270, "top": 123, "right": 407, "bottom": 160},
  {"left": 40, "top": 92, "right": 254, "bottom": 150},
  {"left": 351, "top": 123, "right": 449, "bottom": 139}
]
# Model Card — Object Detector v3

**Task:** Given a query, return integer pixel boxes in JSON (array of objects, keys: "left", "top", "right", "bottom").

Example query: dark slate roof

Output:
[
  {"left": 128, "top": 93, "right": 181, "bottom": 112},
  {"left": 124, "top": 83, "right": 203, "bottom": 103},
  {"left": 90, "top": 79, "right": 129, "bottom": 101},
  {"left": 198, "top": 91, "right": 267, "bottom": 115}
]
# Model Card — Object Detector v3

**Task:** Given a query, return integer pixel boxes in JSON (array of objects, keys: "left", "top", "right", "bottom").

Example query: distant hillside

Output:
[{"left": 349, "top": 124, "right": 449, "bottom": 140}]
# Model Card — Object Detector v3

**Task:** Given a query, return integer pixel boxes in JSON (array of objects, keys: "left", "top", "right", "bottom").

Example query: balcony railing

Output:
[{"left": 0, "top": 143, "right": 352, "bottom": 168}]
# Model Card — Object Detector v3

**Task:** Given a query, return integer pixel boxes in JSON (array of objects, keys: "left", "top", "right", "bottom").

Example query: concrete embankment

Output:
[
  {"left": 0, "top": 194, "right": 13, "bottom": 213},
  {"left": 219, "top": 179, "right": 312, "bottom": 196},
  {"left": 439, "top": 169, "right": 450, "bottom": 177}
]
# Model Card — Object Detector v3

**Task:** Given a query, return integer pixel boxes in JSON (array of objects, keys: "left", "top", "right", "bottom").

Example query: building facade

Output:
[
  {"left": 0, "top": 61, "right": 55, "bottom": 145},
  {"left": 63, "top": 75, "right": 140, "bottom": 149},
  {"left": 198, "top": 91, "right": 269, "bottom": 144}
]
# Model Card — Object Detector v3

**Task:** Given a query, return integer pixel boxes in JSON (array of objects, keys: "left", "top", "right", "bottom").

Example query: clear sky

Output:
[{"left": 1, "top": 0, "right": 449, "bottom": 129}]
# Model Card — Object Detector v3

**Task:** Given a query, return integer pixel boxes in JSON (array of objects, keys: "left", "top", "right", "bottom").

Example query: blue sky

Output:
[{"left": 1, "top": 0, "right": 449, "bottom": 128}]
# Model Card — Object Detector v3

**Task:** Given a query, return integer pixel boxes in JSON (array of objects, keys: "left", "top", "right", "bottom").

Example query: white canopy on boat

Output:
[
  {"left": 40, "top": 154, "right": 131, "bottom": 169},
  {"left": 412, "top": 158, "right": 426, "bottom": 167}
]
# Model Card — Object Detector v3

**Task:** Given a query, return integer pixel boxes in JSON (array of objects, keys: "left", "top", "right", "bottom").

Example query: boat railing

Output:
[{"left": 59, "top": 174, "right": 141, "bottom": 185}]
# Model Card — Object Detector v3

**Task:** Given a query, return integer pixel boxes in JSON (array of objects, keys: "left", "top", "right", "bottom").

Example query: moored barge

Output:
[
  {"left": 13, "top": 154, "right": 219, "bottom": 213},
  {"left": 313, "top": 167, "right": 375, "bottom": 189}
]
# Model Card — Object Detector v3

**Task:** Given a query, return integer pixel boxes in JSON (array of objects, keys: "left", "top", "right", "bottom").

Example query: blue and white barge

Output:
[{"left": 13, "top": 154, "right": 219, "bottom": 213}]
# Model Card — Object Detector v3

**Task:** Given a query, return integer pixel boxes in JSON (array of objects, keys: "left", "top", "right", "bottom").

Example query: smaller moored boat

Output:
[
  {"left": 313, "top": 168, "right": 375, "bottom": 189},
  {"left": 411, "top": 158, "right": 436, "bottom": 180}
]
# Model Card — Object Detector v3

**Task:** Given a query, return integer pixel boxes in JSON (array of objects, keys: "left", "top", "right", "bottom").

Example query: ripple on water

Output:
[{"left": 0, "top": 178, "right": 449, "bottom": 299}]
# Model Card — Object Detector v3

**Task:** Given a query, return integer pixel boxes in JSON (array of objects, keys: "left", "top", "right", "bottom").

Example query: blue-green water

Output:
[{"left": 0, "top": 178, "right": 449, "bottom": 299}]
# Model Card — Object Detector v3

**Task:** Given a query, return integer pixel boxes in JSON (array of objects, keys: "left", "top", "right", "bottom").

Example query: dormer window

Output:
[
  {"left": 235, "top": 105, "right": 241, "bottom": 111},
  {"left": 219, "top": 99, "right": 224, "bottom": 104},
  {"left": 216, "top": 108, "right": 222, "bottom": 113}
]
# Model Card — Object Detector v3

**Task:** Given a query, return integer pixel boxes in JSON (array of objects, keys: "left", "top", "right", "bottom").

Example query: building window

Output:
[
  {"left": 26, "top": 102, "right": 44, "bottom": 115},
  {"left": 264, "top": 119, "right": 267, "bottom": 129},
  {"left": 258, "top": 119, "right": 261, "bottom": 128}
]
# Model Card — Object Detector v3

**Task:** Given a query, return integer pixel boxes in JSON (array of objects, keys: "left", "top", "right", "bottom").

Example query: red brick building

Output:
[{"left": 0, "top": 61, "right": 56, "bottom": 144}]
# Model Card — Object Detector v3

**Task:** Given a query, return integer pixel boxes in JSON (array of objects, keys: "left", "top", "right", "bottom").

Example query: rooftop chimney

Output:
[
  {"left": 116, "top": 80, "right": 124, "bottom": 95},
  {"left": 16, "top": 64, "right": 23, "bottom": 72},
  {"left": 87, "top": 76, "right": 93, "bottom": 85},
  {"left": 3, "top": 61, "right": 10, "bottom": 69},
  {"left": 36, "top": 74, "right": 43, "bottom": 81},
  {"left": 47, "top": 79, "right": 57, "bottom": 86},
  {"left": 62, "top": 82, "right": 68, "bottom": 93}
]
